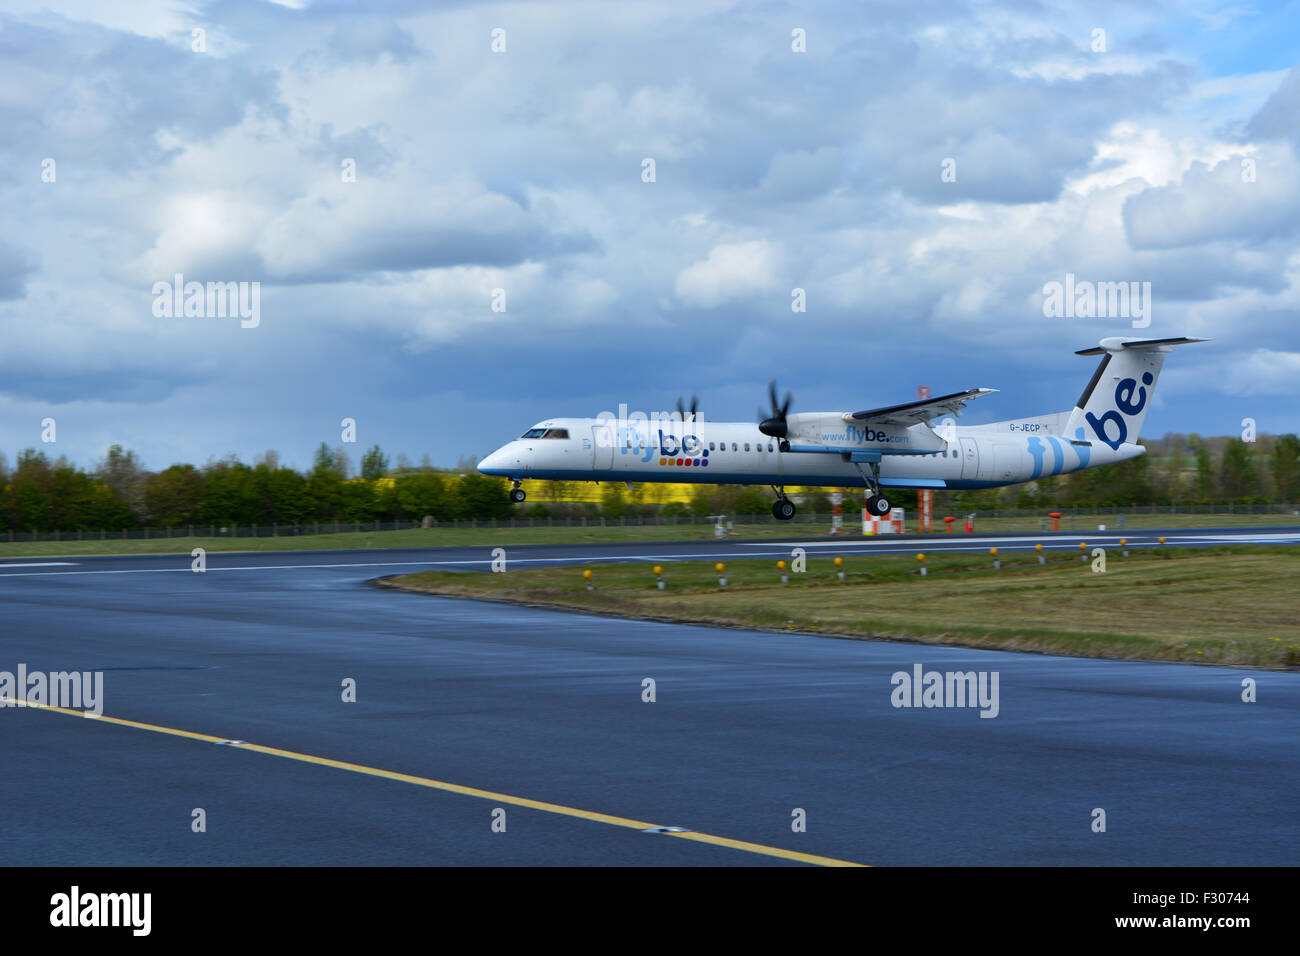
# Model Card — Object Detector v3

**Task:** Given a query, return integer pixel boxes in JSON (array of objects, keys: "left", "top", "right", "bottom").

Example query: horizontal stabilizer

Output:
[{"left": 1075, "top": 336, "right": 1209, "bottom": 356}]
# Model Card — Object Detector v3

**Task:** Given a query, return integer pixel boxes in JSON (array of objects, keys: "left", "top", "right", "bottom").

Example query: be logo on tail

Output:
[{"left": 1085, "top": 372, "right": 1152, "bottom": 450}]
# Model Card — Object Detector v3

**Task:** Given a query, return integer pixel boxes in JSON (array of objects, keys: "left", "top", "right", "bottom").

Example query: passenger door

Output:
[
  {"left": 591, "top": 425, "right": 613, "bottom": 470},
  {"left": 959, "top": 437, "right": 980, "bottom": 480}
]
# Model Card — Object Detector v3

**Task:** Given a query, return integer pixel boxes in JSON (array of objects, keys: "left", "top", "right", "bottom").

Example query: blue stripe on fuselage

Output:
[{"left": 478, "top": 467, "right": 994, "bottom": 488}]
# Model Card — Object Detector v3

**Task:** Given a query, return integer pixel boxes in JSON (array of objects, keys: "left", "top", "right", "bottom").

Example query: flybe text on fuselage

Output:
[
  {"left": 817, "top": 426, "right": 910, "bottom": 445},
  {"left": 612, "top": 425, "right": 709, "bottom": 464}
]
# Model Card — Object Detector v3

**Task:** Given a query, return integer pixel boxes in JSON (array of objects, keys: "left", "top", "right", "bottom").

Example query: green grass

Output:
[
  {"left": 385, "top": 546, "right": 1300, "bottom": 670},
  {"left": 0, "top": 510, "right": 1296, "bottom": 558}
]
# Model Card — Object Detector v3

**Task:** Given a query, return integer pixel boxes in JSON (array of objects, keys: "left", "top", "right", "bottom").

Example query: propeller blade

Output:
[{"left": 758, "top": 379, "right": 793, "bottom": 438}]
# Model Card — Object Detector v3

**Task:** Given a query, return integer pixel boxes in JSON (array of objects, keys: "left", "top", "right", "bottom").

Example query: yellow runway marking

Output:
[{"left": 4, "top": 696, "right": 867, "bottom": 867}]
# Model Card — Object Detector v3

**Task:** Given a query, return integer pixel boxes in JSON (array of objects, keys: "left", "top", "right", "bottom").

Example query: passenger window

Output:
[
  {"left": 744, "top": 443, "right": 750, "bottom": 452},
  {"left": 731, "top": 443, "right": 737, "bottom": 451},
  {"left": 709, "top": 442, "right": 715, "bottom": 451}
]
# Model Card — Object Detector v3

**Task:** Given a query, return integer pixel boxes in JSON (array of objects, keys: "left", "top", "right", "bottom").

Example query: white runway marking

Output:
[{"left": 0, "top": 561, "right": 79, "bottom": 568}]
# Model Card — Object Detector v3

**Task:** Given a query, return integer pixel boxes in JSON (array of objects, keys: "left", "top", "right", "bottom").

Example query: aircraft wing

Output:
[{"left": 843, "top": 387, "right": 998, "bottom": 425}]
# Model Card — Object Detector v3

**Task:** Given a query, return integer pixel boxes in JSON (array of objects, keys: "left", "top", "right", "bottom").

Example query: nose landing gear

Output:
[{"left": 509, "top": 481, "right": 526, "bottom": 504}]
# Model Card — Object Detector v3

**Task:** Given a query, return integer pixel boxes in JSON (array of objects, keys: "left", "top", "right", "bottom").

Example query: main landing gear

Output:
[
  {"left": 509, "top": 481, "right": 526, "bottom": 504},
  {"left": 770, "top": 486, "right": 796, "bottom": 521},
  {"left": 865, "top": 494, "right": 891, "bottom": 517},
  {"left": 853, "top": 462, "right": 891, "bottom": 516}
]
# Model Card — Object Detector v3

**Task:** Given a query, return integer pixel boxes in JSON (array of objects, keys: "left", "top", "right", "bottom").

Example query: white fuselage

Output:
[{"left": 478, "top": 414, "right": 1144, "bottom": 491}]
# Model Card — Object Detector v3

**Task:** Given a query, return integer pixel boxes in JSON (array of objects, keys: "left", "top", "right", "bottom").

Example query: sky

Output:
[{"left": 1, "top": 0, "right": 1298, "bottom": 474}]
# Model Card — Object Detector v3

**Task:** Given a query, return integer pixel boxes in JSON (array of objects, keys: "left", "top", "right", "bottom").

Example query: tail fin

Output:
[{"left": 1064, "top": 336, "right": 1208, "bottom": 450}]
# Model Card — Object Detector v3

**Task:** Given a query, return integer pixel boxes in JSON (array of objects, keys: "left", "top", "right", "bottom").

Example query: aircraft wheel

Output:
[
  {"left": 509, "top": 487, "right": 526, "bottom": 503},
  {"left": 867, "top": 495, "right": 890, "bottom": 516},
  {"left": 772, "top": 499, "right": 796, "bottom": 521}
]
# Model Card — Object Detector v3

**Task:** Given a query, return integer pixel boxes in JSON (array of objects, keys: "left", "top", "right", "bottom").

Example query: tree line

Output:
[
  {"left": 0, "top": 444, "right": 512, "bottom": 532},
  {"left": 1, "top": 432, "right": 1296, "bottom": 532}
]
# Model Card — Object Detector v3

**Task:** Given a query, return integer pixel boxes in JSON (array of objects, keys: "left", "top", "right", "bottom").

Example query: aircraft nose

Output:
[{"left": 477, "top": 445, "right": 513, "bottom": 476}]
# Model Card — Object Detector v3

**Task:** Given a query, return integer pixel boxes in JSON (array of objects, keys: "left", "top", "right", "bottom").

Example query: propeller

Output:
[
  {"left": 676, "top": 393, "right": 699, "bottom": 424},
  {"left": 758, "top": 380, "right": 794, "bottom": 438}
]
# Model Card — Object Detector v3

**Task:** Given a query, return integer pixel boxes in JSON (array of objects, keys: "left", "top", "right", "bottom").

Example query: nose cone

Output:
[{"left": 477, "top": 445, "right": 514, "bottom": 476}]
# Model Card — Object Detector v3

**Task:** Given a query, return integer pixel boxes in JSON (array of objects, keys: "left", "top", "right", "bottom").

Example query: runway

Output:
[
  {"left": 1, "top": 527, "right": 1297, "bottom": 866},
  {"left": 1, "top": 524, "right": 1299, "bottom": 579}
]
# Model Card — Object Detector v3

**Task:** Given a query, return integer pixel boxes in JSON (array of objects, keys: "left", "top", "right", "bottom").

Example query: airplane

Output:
[{"left": 477, "top": 336, "right": 1207, "bottom": 520}]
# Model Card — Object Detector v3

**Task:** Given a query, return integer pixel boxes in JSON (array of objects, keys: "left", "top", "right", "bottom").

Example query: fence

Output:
[{"left": 2, "top": 502, "right": 1298, "bottom": 544}]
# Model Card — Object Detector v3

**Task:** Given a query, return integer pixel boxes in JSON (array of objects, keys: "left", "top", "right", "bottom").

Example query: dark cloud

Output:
[
  {"left": 0, "top": 241, "right": 38, "bottom": 300},
  {"left": 0, "top": 16, "right": 284, "bottom": 173}
]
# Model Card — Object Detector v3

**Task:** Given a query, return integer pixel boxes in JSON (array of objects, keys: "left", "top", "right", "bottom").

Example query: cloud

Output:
[
  {"left": 1246, "top": 65, "right": 1300, "bottom": 146},
  {"left": 755, "top": 147, "right": 843, "bottom": 202},
  {"left": 4, "top": 0, "right": 1300, "bottom": 468},
  {"left": 1123, "top": 149, "right": 1300, "bottom": 249},
  {"left": 325, "top": 20, "right": 419, "bottom": 64},
  {"left": 255, "top": 180, "right": 595, "bottom": 280},
  {"left": 1219, "top": 349, "right": 1300, "bottom": 397},
  {"left": 675, "top": 241, "right": 783, "bottom": 308}
]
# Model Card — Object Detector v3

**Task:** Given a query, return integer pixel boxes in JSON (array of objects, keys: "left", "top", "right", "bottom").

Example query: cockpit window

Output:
[
  {"left": 541, "top": 428, "right": 569, "bottom": 439},
  {"left": 521, "top": 428, "right": 547, "bottom": 438}
]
